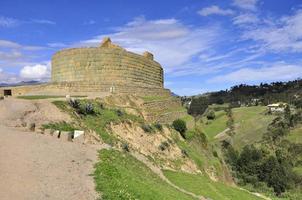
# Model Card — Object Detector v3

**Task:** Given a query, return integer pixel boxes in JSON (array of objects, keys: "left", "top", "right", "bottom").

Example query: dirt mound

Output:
[
  {"left": 0, "top": 98, "right": 71, "bottom": 129},
  {"left": 109, "top": 121, "right": 199, "bottom": 173}
]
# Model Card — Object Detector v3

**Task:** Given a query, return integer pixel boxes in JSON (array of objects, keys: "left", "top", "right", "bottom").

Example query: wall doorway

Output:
[{"left": 4, "top": 89, "right": 12, "bottom": 96}]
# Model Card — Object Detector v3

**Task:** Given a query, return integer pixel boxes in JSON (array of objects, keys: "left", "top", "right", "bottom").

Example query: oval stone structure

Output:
[{"left": 51, "top": 38, "right": 163, "bottom": 89}]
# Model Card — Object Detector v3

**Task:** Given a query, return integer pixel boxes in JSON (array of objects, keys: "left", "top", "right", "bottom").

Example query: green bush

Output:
[
  {"left": 206, "top": 110, "right": 216, "bottom": 120},
  {"left": 154, "top": 123, "right": 163, "bottom": 131},
  {"left": 122, "top": 143, "right": 130, "bottom": 152},
  {"left": 159, "top": 141, "right": 169, "bottom": 151},
  {"left": 69, "top": 98, "right": 80, "bottom": 109},
  {"left": 172, "top": 119, "right": 187, "bottom": 139},
  {"left": 141, "top": 124, "right": 154, "bottom": 133}
]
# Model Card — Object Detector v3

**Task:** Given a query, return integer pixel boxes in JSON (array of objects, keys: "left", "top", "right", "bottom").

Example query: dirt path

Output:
[{"left": 0, "top": 125, "right": 100, "bottom": 200}]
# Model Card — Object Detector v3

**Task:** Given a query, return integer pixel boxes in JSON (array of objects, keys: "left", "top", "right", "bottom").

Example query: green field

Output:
[
  {"left": 287, "top": 125, "right": 302, "bottom": 143},
  {"left": 232, "top": 106, "right": 275, "bottom": 149},
  {"left": 200, "top": 110, "right": 228, "bottom": 140},
  {"left": 94, "top": 149, "right": 194, "bottom": 200},
  {"left": 164, "top": 170, "right": 262, "bottom": 200}
]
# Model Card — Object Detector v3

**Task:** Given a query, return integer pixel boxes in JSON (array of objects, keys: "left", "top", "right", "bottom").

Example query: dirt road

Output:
[{"left": 0, "top": 98, "right": 99, "bottom": 200}]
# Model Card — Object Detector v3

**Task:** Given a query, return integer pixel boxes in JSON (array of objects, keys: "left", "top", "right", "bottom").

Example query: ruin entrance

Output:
[{"left": 4, "top": 89, "right": 12, "bottom": 96}]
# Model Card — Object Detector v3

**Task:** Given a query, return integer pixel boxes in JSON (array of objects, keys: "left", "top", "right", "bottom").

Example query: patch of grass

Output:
[
  {"left": 94, "top": 149, "right": 194, "bottom": 200},
  {"left": 52, "top": 100, "right": 143, "bottom": 145},
  {"left": 200, "top": 110, "right": 228, "bottom": 140},
  {"left": 164, "top": 170, "right": 262, "bottom": 200},
  {"left": 287, "top": 125, "right": 302, "bottom": 143},
  {"left": 232, "top": 106, "right": 275, "bottom": 149},
  {"left": 17, "top": 95, "right": 86, "bottom": 100},
  {"left": 42, "top": 121, "right": 77, "bottom": 132}
]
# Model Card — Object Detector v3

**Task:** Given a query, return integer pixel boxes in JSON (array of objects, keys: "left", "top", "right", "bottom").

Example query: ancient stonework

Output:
[{"left": 1, "top": 38, "right": 171, "bottom": 97}]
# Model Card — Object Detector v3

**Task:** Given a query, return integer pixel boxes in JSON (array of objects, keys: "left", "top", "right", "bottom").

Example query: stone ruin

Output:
[{"left": 0, "top": 37, "right": 171, "bottom": 97}]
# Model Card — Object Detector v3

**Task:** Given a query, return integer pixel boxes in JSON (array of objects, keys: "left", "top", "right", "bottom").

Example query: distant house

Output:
[{"left": 267, "top": 103, "right": 287, "bottom": 112}]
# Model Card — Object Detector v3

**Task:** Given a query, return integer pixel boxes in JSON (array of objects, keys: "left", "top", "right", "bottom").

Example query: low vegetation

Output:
[
  {"left": 94, "top": 149, "right": 194, "bottom": 200},
  {"left": 164, "top": 170, "right": 262, "bottom": 200},
  {"left": 42, "top": 121, "right": 77, "bottom": 132}
]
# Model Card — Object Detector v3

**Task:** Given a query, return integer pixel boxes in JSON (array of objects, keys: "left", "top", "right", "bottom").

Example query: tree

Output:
[{"left": 206, "top": 109, "right": 215, "bottom": 120}]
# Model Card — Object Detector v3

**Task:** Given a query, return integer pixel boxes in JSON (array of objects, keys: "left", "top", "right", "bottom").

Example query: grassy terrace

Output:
[
  {"left": 201, "top": 110, "right": 228, "bottom": 141},
  {"left": 141, "top": 95, "right": 171, "bottom": 102},
  {"left": 94, "top": 149, "right": 194, "bottom": 200},
  {"left": 287, "top": 125, "right": 302, "bottom": 143},
  {"left": 18, "top": 95, "right": 86, "bottom": 100},
  {"left": 164, "top": 171, "right": 262, "bottom": 200}
]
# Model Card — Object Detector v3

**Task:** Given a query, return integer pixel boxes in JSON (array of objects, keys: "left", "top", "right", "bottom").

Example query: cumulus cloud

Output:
[
  {"left": 198, "top": 5, "right": 235, "bottom": 16},
  {"left": 209, "top": 63, "right": 302, "bottom": 84},
  {"left": 232, "top": 0, "right": 258, "bottom": 11},
  {"left": 20, "top": 63, "right": 50, "bottom": 80},
  {"left": 77, "top": 17, "right": 220, "bottom": 72},
  {"left": 242, "top": 9, "right": 302, "bottom": 52}
]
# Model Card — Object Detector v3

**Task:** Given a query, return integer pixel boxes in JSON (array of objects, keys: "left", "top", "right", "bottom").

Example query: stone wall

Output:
[{"left": 51, "top": 47, "right": 163, "bottom": 89}]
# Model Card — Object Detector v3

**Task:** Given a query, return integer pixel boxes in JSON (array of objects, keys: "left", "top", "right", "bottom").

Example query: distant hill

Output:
[{"left": 0, "top": 81, "right": 43, "bottom": 87}]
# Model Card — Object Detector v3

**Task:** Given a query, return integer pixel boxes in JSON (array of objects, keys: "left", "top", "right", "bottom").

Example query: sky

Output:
[{"left": 1, "top": 0, "right": 302, "bottom": 95}]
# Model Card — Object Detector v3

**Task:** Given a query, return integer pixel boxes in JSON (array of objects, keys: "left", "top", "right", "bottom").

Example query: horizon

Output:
[{"left": 1, "top": 0, "right": 302, "bottom": 95}]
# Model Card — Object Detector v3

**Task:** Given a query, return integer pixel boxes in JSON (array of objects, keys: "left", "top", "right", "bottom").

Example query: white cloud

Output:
[
  {"left": 31, "top": 19, "right": 56, "bottom": 25},
  {"left": 47, "top": 42, "right": 67, "bottom": 48},
  {"left": 232, "top": 0, "right": 258, "bottom": 11},
  {"left": 20, "top": 63, "right": 50, "bottom": 80},
  {"left": 242, "top": 9, "right": 302, "bottom": 52},
  {"left": 77, "top": 17, "right": 220, "bottom": 72},
  {"left": 233, "top": 13, "right": 259, "bottom": 25},
  {"left": 83, "top": 20, "right": 96, "bottom": 25},
  {"left": 198, "top": 5, "right": 235, "bottom": 16},
  {"left": 0, "top": 16, "right": 19, "bottom": 28},
  {"left": 209, "top": 63, "right": 302, "bottom": 84}
]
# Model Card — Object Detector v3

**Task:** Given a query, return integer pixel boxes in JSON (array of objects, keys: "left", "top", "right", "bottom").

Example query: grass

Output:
[
  {"left": 42, "top": 121, "right": 77, "bottom": 132},
  {"left": 232, "top": 106, "right": 275, "bottom": 149},
  {"left": 287, "top": 125, "right": 302, "bottom": 143},
  {"left": 18, "top": 95, "right": 86, "bottom": 100},
  {"left": 200, "top": 110, "right": 228, "bottom": 141},
  {"left": 52, "top": 100, "right": 143, "bottom": 145},
  {"left": 94, "top": 149, "right": 194, "bottom": 200},
  {"left": 164, "top": 170, "right": 262, "bottom": 200}
]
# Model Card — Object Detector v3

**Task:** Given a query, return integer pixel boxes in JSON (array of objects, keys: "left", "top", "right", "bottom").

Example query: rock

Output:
[
  {"left": 60, "top": 131, "right": 72, "bottom": 141},
  {"left": 28, "top": 123, "right": 35, "bottom": 132},
  {"left": 73, "top": 130, "right": 84, "bottom": 144},
  {"left": 53, "top": 130, "right": 60, "bottom": 138}
]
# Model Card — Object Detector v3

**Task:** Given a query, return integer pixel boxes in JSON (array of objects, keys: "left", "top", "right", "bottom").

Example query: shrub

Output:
[
  {"left": 141, "top": 124, "right": 154, "bottom": 133},
  {"left": 181, "top": 149, "right": 189, "bottom": 157},
  {"left": 206, "top": 110, "right": 215, "bottom": 120},
  {"left": 85, "top": 103, "right": 94, "bottom": 114},
  {"left": 159, "top": 141, "right": 169, "bottom": 151},
  {"left": 122, "top": 143, "right": 130, "bottom": 152},
  {"left": 116, "top": 109, "right": 124, "bottom": 117},
  {"left": 154, "top": 123, "right": 163, "bottom": 131},
  {"left": 69, "top": 98, "right": 80, "bottom": 109},
  {"left": 172, "top": 119, "right": 187, "bottom": 139}
]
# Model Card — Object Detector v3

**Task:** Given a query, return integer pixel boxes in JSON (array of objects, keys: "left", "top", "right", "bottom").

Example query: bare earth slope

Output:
[{"left": 0, "top": 98, "right": 98, "bottom": 200}]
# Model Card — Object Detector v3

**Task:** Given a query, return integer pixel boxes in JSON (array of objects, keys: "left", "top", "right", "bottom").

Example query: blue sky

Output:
[{"left": 1, "top": 0, "right": 302, "bottom": 95}]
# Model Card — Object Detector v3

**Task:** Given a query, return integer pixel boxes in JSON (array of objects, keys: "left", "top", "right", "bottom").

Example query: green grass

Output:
[
  {"left": 42, "top": 121, "right": 77, "bottom": 131},
  {"left": 287, "top": 125, "right": 302, "bottom": 143},
  {"left": 200, "top": 110, "right": 228, "bottom": 140},
  {"left": 164, "top": 170, "right": 262, "bottom": 200},
  {"left": 94, "top": 149, "right": 194, "bottom": 200},
  {"left": 52, "top": 100, "right": 143, "bottom": 145},
  {"left": 18, "top": 95, "right": 86, "bottom": 100},
  {"left": 232, "top": 106, "right": 275, "bottom": 149},
  {"left": 293, "top": 166, "right": 302, "bottom": 176}
]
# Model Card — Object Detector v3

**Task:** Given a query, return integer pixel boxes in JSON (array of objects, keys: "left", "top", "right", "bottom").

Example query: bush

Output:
[
  {"left": 122, "top": 143, "right": 130, "bottom": 152},
  {"left": 141, "top": 124, "right": 154, "bottom": 133},
  {"left": 154, "top": 123, "right": 163, "bottom": 131},
  {"left": 159, "top": 141, "right": 169, "bottom": 151},
  {"left": 181, "top": 149, "right": 189, "bottom": 157},
  {"left": 85, "top": 103, "right": 94, "bottom": 114},
  {"left": 206, "top": 110, "right": 216, "bottom": 120},
  {"left": 172, "top": 119, "right": 187, "bottom": 139},
  {"left": 116, "top": 109, "right": 124, "bottom": 117},
  {"left": 69, "top": 98, "right": 80, "bottom": 109}
]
